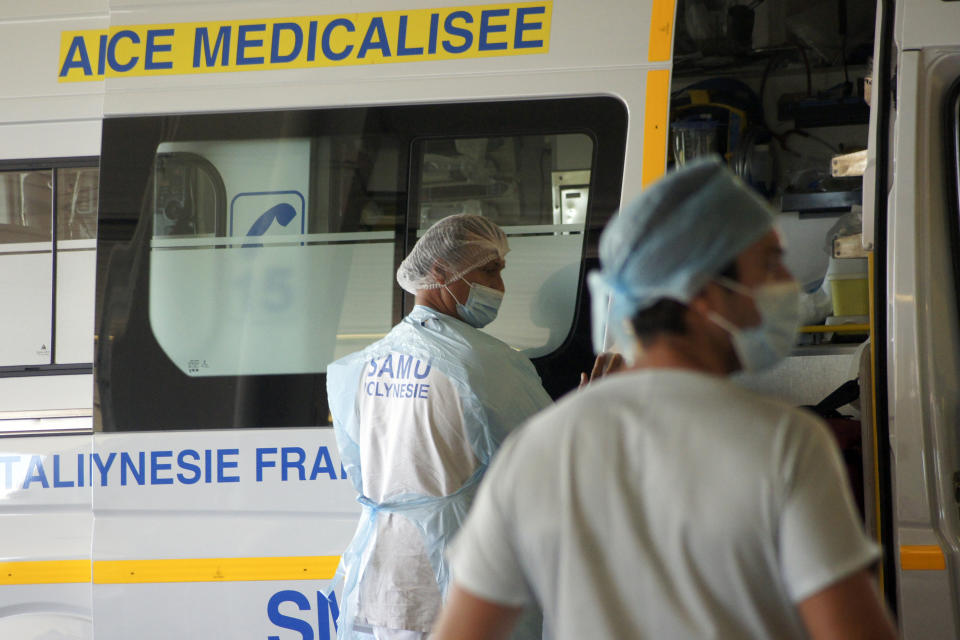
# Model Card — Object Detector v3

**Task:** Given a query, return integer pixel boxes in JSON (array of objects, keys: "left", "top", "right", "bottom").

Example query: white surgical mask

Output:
[
  {"left": 445, "top": 280, "right": 504, "bottom": 328},
  {"left": 706, "top": 277, "right": 800, "bottom": 372}
]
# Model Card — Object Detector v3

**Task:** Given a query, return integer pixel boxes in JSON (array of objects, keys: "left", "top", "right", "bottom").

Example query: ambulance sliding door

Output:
[{"left": 0, "top": 161, "right": 98, "bottom": 640}]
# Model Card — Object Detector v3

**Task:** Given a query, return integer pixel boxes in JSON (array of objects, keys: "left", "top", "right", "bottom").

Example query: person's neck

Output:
[
  {"left": 414, "top": 291, "right": 457, "bottom": 318},
  {"left": 632, "top": 334, "right": 736, "bottom": 376}
]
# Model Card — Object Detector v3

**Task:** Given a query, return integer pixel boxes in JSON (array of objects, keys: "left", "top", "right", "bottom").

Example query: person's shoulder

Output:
[
  {"left": 572, "top": 368, "right": 823, "bottom": 434},
  {"left": 717, "top": 379, "right": 837, "bottom": 462},
  {"left": 686, "top": 371, "right": 824, "bottom": 426},
  {"left": 412, "top": 307, "right": 539, "bottom": 377}
]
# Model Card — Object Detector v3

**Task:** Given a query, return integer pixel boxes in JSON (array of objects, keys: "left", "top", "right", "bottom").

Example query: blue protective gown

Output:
[{"left": 327, "top": 305, "right": 552, "bottom": 639}]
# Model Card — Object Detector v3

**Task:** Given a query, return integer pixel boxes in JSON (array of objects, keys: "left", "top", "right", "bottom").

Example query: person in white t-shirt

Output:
[
  {"left": 433, "top": 157, "right": 897, "bottom": 640},
  {"left": 326, "top": 214, "right": 556, "bottom": 640}
]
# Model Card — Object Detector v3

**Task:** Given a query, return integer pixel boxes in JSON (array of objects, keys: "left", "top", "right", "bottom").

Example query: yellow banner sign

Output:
[{"left": 58, "top": 3, "right": 552, "bottom": 82}]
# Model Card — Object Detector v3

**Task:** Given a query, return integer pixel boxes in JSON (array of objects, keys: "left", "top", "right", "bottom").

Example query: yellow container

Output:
[{"left": 828, "top": 273, "right": 869, "bottom": 316}]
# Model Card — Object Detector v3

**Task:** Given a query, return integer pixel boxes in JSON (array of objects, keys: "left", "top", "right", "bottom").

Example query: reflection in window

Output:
[
  {"left": 413, "top": 134, "right": 594, "bottom": 356},
  {"left": 153, "top": 151, "right": 225, "bottom": 237},
  {"left": 0, "top": 170, "right": 52, "bottom": 244},
  {"left": 56, "top": 167, "right": 99, "bottom": 241}
]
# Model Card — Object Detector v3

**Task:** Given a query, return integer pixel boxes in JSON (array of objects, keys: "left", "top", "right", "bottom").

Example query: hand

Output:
[{"left": 579, "top": 352, "right": 625, "bottom": 389}]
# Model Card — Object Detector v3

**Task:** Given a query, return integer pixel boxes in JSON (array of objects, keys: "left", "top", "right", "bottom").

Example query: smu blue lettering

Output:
[
  {"left": 365, "top": 353, "right": 432, "bottom": 399},
  {"left": 267, "top": 590, "right": 339, "bottom": 640}
]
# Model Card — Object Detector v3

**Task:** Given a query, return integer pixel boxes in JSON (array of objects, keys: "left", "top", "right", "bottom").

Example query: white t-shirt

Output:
[{"left": 449, "top": 369, "right": 880, "bottom": 639}]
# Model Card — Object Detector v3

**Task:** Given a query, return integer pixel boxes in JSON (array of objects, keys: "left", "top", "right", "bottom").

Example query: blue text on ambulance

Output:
[{"left": 58, "top": 2, "right": 552, "bottom": 81}]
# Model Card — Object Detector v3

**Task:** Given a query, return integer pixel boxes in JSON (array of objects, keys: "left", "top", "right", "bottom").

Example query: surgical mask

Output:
[
  {"left": 706, "top": 277, "right": 800, "bottom": 372},
  {"left": 445, "top": 280, "right": 504, "bottom": 328}
]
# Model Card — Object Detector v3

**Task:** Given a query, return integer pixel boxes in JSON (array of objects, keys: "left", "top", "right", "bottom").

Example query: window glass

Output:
[
  {"left": 0, "top": 170, "right": 53, "bottom": 366},
  {"left": 55, "top": 167, "right": 99, "bottom": 364},
  {"left": 56, "top": 167, "right": 98, "bottom": 241},
  {"left": 412, "top": 134, "right": 594, "bottom": 356},
  {"left": 148, "top": 137, "right": 397, "bottom": 377}
]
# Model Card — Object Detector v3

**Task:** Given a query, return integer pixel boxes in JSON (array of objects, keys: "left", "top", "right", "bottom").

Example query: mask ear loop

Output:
[
  {"left": 714, "top": 275, "right": 755, "bottom": 298},
  {"left": 704, "top": 310, "right": 739, "bottom": 336},
  {"left": 705, "top": 276, "right": 759, "bottom": 335},
  {"left": 443, "top": 283, "right": 466, "bottom": 306}
]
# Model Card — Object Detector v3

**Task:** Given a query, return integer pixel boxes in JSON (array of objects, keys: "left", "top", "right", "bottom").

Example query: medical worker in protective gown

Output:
[{"left": 326, "top": 214, "right": 552, "bottom": 640}]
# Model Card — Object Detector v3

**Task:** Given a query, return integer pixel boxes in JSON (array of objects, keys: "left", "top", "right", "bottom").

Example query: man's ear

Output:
[
  {"left": 688, "top": 283, "right": 721, "bottom": 316},
  {"left": 428, "top": 263, "right": 446, "bottom": 286},
  {"left": 688, "top": 295, "right": 711, "bottom": 316}
]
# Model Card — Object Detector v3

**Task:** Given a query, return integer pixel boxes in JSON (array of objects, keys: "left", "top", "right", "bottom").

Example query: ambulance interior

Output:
[{"left": 669, "top": 0, "right": 877, "bottom": 526}]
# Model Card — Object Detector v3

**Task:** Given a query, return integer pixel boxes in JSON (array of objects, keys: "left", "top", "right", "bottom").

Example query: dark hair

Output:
[{"left": 628, "top": 261, "right": 739, "bottom": 344}]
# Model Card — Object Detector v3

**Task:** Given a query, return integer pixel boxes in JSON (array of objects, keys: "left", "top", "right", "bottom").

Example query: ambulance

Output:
[{"left": 0, "top": 0, "right": 957, "bottom": 637}]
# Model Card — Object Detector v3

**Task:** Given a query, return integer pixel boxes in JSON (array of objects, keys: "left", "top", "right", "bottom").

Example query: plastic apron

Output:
[{"left": 327, "top": 306, "right": 552, "bottom": 639}]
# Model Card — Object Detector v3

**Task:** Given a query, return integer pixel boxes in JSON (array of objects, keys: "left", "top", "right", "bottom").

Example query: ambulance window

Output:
[
  {"left": 412, "top": 133, "right": 594, "bottom": 357},
  {"left": 0, "top": 161, "right": 97, "bottom": 436},
  {"left": 95, "top": 97, "right": 627, "bottom": 430},
  {"left": 0, "top": 169, "right": 53, "bottom": 368}
]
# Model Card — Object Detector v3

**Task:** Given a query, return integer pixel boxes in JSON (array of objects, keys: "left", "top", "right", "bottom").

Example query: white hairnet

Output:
[
  {"left": 397, "top": 214, "right": 509, "bottom": 293},
  {"left": 588, "top": 156, "right": 775, "bottom": 353}
]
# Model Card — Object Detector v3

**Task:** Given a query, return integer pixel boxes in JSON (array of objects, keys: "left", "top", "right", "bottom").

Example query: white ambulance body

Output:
[{"left": 0, "top": 0, "right": 958, "bottom": 638}]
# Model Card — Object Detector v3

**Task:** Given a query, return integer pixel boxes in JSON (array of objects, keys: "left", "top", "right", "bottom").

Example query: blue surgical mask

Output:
[
  {"left": 707, "top": 277, "right": 800, "bottom": 372},
  {"left": 445, "top": 280, "right": 504, "bottom": 328}
]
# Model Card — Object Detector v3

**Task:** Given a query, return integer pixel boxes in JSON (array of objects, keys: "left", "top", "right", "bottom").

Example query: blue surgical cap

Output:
[{"left": 588, "top": 156, "right": 775, "bottom": 354}]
